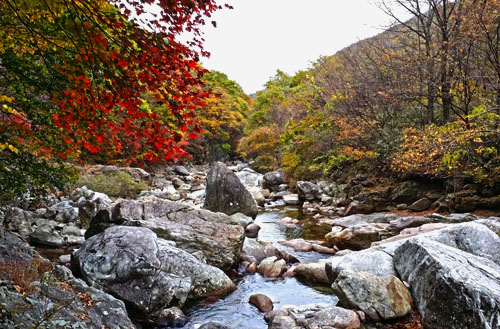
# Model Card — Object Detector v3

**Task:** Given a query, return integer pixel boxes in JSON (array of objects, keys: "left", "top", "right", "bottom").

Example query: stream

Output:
[{"left": 183, "top": 207, "right": 339, "bottom": 329}]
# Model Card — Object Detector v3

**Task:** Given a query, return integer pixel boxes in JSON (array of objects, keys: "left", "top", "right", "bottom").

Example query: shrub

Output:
[{"left": 76, "top": 171, "right": 149, "bottom": 198}]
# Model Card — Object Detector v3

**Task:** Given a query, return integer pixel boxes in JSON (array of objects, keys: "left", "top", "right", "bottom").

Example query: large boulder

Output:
[
  {"left": 0, "top": 228, "right": 134, "bottom": 329},
  {"left": 394, "top": 238, "right": 500, "bottom": 329},
  {"left": 325, "top": 249, "right": 396, "bottom": 283},
  {"left": 374, "top": 220, "right": 500, "bottom": 258},
  {"left": 297, "top": 181, "right": 322, "bottom": 202},
  {"left": 86, "top": 198, "right": 245, "bottom": 270},
  {"left": 204, "top": 162, "right": 258, "bottom": 219},
  {"left": 262, "top": 169, "right": 286, "bottom": 190},
  {"left": 74, "top": 226, "right": 235, "bottom": 319},
  {"left": 332, "top": 271, "right": 412, "bottom": 321},
  {"left": 265, "top": 303, "right": 360, "bottom": 329}
]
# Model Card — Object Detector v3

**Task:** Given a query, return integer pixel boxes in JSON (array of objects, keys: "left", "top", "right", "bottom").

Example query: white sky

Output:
[{"left": 194, "top": 0, "right": 407, "bottom": 94}]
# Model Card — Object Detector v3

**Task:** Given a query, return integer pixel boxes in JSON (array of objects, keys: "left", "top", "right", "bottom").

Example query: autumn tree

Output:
[
  {"left": 0, "top": 0, "right": 226, "bottom": 200},
  {"left": 189, "top": 70, "right": 250, "bottom": 161}
]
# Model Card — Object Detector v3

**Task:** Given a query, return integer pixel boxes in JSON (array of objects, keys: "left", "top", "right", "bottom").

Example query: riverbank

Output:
[{"left": 0, "top": 162, "right": 499, "bottom": 329}]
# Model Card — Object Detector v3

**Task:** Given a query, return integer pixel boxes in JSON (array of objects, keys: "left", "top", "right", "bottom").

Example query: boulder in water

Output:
[{"left": 203, "top": 162, "right": 258, "bottom": 219}]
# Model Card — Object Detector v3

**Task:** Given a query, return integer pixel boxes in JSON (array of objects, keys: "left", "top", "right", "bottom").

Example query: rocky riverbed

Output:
[{"left": 0, "top": 162, "right": 499, "bottom": 329}]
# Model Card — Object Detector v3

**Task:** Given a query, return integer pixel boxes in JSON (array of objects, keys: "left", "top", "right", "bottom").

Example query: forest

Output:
[
  {"left": 2, "top": 0, "right": 500, "bottom": 202},
  {"left": 240, "top": 0, "right": 500, "bottom": 187}
]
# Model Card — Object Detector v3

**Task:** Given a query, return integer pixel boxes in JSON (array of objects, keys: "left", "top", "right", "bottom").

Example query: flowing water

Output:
[{"left": 183, "top": 207, "right": 338, "bottom": 329}]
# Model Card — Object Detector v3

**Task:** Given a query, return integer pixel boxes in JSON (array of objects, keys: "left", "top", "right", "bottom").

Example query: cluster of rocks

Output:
[
  {"left": 273, "top": 174, "right": 500, "bottom": 218},
  {"left": 2, "top": 161, "right": 500, "bottom": 329},
  {"left": 282, "top": 217, "right": 500, "bottom": 329}
]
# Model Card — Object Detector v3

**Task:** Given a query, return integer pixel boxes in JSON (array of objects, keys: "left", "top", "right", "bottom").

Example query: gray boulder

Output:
[
  {"left": 265, "top": 303, "right": 360, "bottom": 329},
  {"left": 236, "top": 168, "right": 263, "bottom": 189},
  {"left": 262, "top": 169, "right": 286, "bottom": 190},
  {"left": 0, "top": 228, "right": 134, "bottom": 329},
  {"left": 74, "top": 226, "right": 235, "bottom": 319},
  {"left": 409, "top": 198, "right": 432, "bottom": 212},
  {"left": 86, "top": 198, "right": 245, "bottom": 270},
  {"left": 204, "top": 162, "right": 258, "bottom": 219},
  {"left": 297, "top": 181, "right": 322, "bottom": 201},
  {"left": 325, "top": 249, "right": 396, "bottom": 283},
  {"left": 332, "top": 271, "right": 412, "bottom": 320},
  {"left": 394, "top": 238, "right": 500, "bottom": 329}
]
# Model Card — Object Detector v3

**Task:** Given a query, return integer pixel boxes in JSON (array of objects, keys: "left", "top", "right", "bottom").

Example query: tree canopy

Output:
[{"left": 0, "top": 0, "right": 226, "bottom": 200}]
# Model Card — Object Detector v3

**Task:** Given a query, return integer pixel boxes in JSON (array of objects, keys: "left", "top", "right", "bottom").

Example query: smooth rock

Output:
[
  {"left": 240, "top": 238, "right": 298, "bottom": 264},
  {"left": 262, "top": 169, "right": 286, "bottom": 190},
  {"left": 257, "top": 256, "right": 287, "bottom": 277},
  {"left": 294, "top": 262, "right": 329, "bottom": 284},
  {"left": 325, "top": 249, "right": 396, "bottom": 283},
  {"left": 230, "top": 212, "right": 254, "bottom": 228},
  {"left": 283, "top": 194, "right": 300, "bottom": 205},
  {"left": 86, "top": 198, "right": 245, "bottom": 270},
  {"left": 409, "top": 198, "right": 432, "bottom": 211},
  {"left": 245, "top": 223, "right": 261, "bottom": 238},
  {"left": 332, "top": 271, "right": 412, "bottom": 320},
  {"left": 279, "top": 238, "right": 313, "bottom": 252},
  {"left": 325, "top": 223, "right": 391, "bottom": 250},
  {"left": 266, "top": 303, "right": 360, "bottom": 329},
  {"left": 249, "top": 294, "right": 274, "bottom": 312}
]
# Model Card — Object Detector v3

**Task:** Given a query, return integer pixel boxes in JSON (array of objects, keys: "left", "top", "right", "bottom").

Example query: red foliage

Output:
[{"left": 52, "top": 0, "right": 228, "bottom": 164}]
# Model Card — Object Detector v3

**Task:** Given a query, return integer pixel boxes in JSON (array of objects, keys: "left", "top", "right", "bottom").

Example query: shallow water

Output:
[{"left": 183, "top": 207, "right": 338, "bottom": 329}]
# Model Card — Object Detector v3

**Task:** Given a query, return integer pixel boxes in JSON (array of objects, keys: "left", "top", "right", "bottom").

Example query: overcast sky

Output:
[{"left": 192, "top": 0, "right": 407, "bottom": 94}]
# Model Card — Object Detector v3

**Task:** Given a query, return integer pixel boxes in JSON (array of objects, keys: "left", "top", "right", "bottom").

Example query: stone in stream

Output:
[
  {"left": 240, "top": 238, "right": 299, "bottom": 264},
  {"left": 245, "top": 223, "right": 261, "bottom": 238},
  {"left": 74, "top": 226, "right": 235, "bottom": 319},
  {"left": 332, "top": 271, "right": 413, "bottom": 321},
  {"left": 257, "top": 256, "right": 287, "bottom": 277},
  {"left": 230, "top": 212, "right": 254, "bottom": 228},
  {"left": 155, "top": 307, "right": 187, "bottom": 328},
  {"left": 325, "top": 223, "right": 391, "bottom": 250},
  {"left": 293, "top": 262, "right": 330, "bottom": 284},
  {"left": 283, "top": 194, "right": 300, "bottom": 205},
  {"left": 325, "top": 249, "right": 396, "bottom": 283},
  {"left": 249, "top": 294, "right": 274, "bottom": 312},
  {"left": 203, "top": 162, "right": 258, "bottom": 219},
  {"left": 262, "top": 169, "right": 286, "bottom": 190},
  {"left": 265, "top": 303, "right": 361, "bottom": 329},
  {"left": 297, "top": 181, "right": 322, "bottom": 201},
  {"left": 394, "top": 237, "right": 500, "bottom": 329},
  {"left": 279, "top": 238, "right": 313, "bottom": 252}
]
